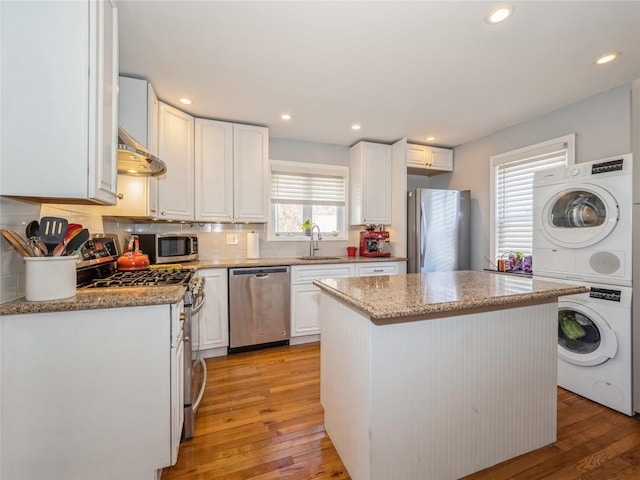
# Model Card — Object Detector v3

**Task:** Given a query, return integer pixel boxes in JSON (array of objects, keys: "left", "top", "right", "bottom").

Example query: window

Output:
[
  {"left": 268, "top": 160, "right": 348, "bottom": 241},
  {"left": 490, "top": 134, "right": 575, "bottom": 261}
]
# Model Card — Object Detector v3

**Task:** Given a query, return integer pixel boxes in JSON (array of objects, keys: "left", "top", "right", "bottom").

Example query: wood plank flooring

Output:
[{"left": 162, "top": 342, "right": 640, "bottom": 480}]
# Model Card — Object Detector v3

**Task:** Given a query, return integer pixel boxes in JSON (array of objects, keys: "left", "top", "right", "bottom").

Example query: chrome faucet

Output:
[{"left": 309, "top": 224, "right": 322, "bottom": 256}]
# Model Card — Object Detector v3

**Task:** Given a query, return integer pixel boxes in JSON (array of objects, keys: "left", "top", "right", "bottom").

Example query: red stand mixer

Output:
[{"left": 359, "top": 226, "right": 391, "bottom": 257}]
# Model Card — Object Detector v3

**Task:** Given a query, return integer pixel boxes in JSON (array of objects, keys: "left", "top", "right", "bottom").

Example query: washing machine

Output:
[
  {"left": 532, "top": 154, "right": 632, "bottom": 286},
  {"left": 538, "top": 276, "right": 633, "bottom": 415}
]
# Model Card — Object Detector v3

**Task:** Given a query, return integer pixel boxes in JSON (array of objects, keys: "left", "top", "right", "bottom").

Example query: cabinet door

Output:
[
  {"left": 291, "top": 284, "right": 323, "bottom": 336},
  {"left": 89, "top": 0, "right": 118, "bottom": 204},
  {"left": 195, "top": 269, "right": 229, "bottom": 350},
  {"left": 233, "top": 124, "right": 269, "bottom": 222},
  {"left": 406, "top": 143, "right": 429, "bottom": 169},
  {"left": 350, "top": 142, "right": 392, "bottom": 224},
  {"left": 158, "top": 102, "right": 194, "bottom": 220},
  {"left": 171, "top": 328, "right": 184, "bottom": 465},
  {"left": 430, "top": 147, "right": 453, "bottom": 171},
  {"left": 0, "top": 1, "right": 117, "bottom": 204},
  {"left": 194, "top": 119, "right": 234, "bottom": 222}
]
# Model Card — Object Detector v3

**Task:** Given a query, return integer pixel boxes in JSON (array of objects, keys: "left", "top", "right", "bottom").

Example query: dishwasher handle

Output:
[{"left": 230, "top": 267, "right": 289, "bottom": 276}]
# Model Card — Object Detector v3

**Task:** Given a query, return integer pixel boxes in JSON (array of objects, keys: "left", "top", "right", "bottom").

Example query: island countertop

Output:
[{"left": 313, "top": 270, "right": 587, "bottom": 321}]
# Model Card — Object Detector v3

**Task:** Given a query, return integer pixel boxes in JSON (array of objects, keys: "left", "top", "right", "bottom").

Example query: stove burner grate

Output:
[{"left": 87, "top": 268, "right": 194, "bottom": 289}]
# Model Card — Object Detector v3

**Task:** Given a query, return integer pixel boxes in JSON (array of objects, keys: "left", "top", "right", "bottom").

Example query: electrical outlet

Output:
[{"left": 226, "top": 234, "right": 238, "bottom": 245}]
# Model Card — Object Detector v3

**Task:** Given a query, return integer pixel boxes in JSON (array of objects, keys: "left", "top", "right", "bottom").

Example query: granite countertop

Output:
[
  {"left": 189, "top": 255, "right": 406, "bottom": 269},
  {"left": 0, "top": 285, "right": 186, "bottom": 316},
  {"left": 1, "top": 256, "right": 406, "bottom": 316},
  {"left": 313, "top": 270, "right": 588, "bottom": 322}
]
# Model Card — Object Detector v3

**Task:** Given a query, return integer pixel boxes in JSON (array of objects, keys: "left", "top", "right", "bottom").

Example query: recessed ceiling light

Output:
[
  {"left": 281, "top": 114, "right": 291, "bottom": 120},
  {"left": 351, "top": 124, "right": 361, "bottom": 130},
  {"left": 485, "top": 5, "right": 513, "bottom": 24},
  {"left": 595, "top": 52, "right": 620, "bottom": 65},
  {"left": 179, "top": 98, "right": 192, "bottom": 105},
  {"left": 426, "top": 136, "right": 435, "bottom": 142}
]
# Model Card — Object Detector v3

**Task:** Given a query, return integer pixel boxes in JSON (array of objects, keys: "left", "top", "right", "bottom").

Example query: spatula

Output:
[
  {"left": 62, "top": 228, "right": 89, "bottom": 256},
  {"left": 40, "top": 217, "right": 68, "bottom": 256}
]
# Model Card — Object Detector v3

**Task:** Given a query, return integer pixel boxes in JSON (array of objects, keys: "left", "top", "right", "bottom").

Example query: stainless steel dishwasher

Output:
[{"left": 228, "top": 266, "right": 290, "bottom": 352}]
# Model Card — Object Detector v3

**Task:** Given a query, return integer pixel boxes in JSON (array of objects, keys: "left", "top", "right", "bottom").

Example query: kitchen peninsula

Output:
[{"left": 314, "top": 271, "right": 586, "bottom": 480}]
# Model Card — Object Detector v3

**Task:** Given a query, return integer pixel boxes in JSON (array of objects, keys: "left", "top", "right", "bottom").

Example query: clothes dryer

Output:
[
  {"left": 532, "top": 154, "right": 632, "bottom": 286},
  {"left": 538, "top": 276, "right": 633, "bottom": 415}
]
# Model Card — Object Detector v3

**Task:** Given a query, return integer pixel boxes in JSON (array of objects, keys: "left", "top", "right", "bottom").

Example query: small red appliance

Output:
[{"left": 359, "top": 227, "right": 391, "bottom": 257}]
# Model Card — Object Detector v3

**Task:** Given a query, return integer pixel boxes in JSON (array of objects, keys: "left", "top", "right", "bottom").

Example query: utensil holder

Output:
[{"left": 24, "top": 256, "right": 77, "bottom": 301}]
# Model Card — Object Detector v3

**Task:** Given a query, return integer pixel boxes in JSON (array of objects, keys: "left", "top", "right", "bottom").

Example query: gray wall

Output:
[{"left": 428, "top": 83, "right": 633, "bottom": 271}]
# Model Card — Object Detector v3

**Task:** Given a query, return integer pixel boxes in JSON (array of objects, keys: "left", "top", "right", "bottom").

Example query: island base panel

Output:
[{"left": 320, "top": 294, "right": 558, "bottom": 480}]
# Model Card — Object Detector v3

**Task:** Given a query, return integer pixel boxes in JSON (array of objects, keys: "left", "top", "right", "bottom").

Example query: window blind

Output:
[
  {"left": 494, "top": 146, "right": 569, "bottom": 257},
  {"left": 271, "top": 171, "right": 346, "bottom": 206}
]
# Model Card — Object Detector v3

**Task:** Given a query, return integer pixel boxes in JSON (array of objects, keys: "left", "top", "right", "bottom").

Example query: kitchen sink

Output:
[{"left": 297, "top": 256, "right": 341, "bottom": 261}]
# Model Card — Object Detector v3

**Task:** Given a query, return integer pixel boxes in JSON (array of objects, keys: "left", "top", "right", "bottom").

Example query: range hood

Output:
[{"left": 117, "top": 127, "right": 167, "bottom": 176}]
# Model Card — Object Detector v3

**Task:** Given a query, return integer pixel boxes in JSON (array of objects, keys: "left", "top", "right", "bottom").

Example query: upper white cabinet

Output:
[
  {"left": 158, "top": 102, "right": 195, "bottom": 221},
  {"left": 102, "top": 76, "right": 159, "bottom": 218},
  {"left": 195, "top": 120, "right": 269, "bottom": 223},
  {"left": 0, "top": 0, "right": 118, "bottom": 204},
  {"left": 406, "top": 143, "right": 453, "bottom": 175},
  {"left": 350, "top": 141, "right": 392, "bottom": 225}
]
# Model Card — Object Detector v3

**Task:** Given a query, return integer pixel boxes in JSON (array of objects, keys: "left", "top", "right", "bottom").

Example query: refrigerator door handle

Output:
[{"left": 420, "top": 209, "right": 427, "bottom": 270}]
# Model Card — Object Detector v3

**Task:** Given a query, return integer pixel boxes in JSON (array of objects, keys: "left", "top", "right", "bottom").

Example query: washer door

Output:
[
  {"left": 557, "top": 300, "right": 617, "bottom": 366},
  {"left": 541, "top": 184, "right": 619, "bottom": 248}
]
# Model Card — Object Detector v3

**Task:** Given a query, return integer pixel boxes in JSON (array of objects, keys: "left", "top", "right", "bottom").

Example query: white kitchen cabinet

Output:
[
  {"left": 290, "top": 264, "right": 354, "bottom": 337},
  {"left": 193, "top": 268, "right": 229, "bottom": 351},
  {"left": 406, "top": 143, "right": 453, "bottom": 175},
  {"left": 356, "top": 261, "right": 404, "bottom": 277},
  {"left": 350, "top": 141, "right": 392, "bottom": 225},
  {"left": 0, "top": 302, "right": 183, "bottom": 479},
  {"left": 0, "top": 0, "right": 118, "bottom": 204},
  {"left": 195, "top": 119, "right": 269, "bottom": 222},
  {"left": 101, "top": 76, "right": 160, "bottom": 218},
  {"left": 158, "top": 102, "right": 195, "bottom": 221}
]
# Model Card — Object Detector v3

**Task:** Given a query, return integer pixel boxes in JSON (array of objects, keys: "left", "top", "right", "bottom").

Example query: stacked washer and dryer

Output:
[{"left": 532, "top": 154, "right": 634, "bottom": 416}]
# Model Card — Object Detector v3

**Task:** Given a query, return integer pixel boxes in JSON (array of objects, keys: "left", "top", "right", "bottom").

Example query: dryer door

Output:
[
  {"left": 557, "top": 300, "right": 617, "bottom": 366},
  {"left": 540, "top": 184, "right": 619, "bottom": 248}
]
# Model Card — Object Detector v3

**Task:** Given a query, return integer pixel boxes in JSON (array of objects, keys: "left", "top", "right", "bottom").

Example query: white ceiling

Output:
[{"left": 116, "top": 1, "right": 640, "bottom": 148}]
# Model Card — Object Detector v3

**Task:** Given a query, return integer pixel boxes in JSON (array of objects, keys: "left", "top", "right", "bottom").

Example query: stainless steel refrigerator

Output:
[{"left": 407, "top": 188, "right": 471, "bottom": 273}]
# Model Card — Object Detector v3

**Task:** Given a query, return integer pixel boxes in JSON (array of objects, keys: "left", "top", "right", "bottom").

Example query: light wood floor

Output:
[{"left": 162, "top": 342, "right": 640, "bottom": 480}]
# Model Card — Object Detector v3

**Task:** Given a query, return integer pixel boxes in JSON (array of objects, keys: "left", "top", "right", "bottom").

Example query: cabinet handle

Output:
[
  {"left": 117, "top": 193, "right": 124, "bottom": 200},
  {"left": 183, "top": 336, "right": 189, "bottom": 342},
  {"left": 180, "top": 313, "right": 186, "bottom": 320},
  {"left": 150, "top": 208, "right": 156, "bottom": 213},
  {"left": 161, "top": 211, "right": 167, "bottom": 216},
  {"left": 373, "top": 269, "right": 384, "bottom": 272}
]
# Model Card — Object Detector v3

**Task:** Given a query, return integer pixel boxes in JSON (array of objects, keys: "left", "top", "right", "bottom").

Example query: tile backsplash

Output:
[{"left": 1, "top": 197, "right": 398, "bottom": 303}]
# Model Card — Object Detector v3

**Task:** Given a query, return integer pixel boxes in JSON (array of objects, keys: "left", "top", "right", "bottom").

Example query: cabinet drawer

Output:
[
  {"left": 291, "top": 264, "right": 354, "bottom": 284},
  {"left": 356, "top": 263, "right": 400, "bottom": 277}
]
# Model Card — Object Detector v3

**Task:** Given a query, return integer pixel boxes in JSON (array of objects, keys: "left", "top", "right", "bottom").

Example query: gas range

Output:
[{"left": 86, "top": 268, "right": 194, "bottom": 288}]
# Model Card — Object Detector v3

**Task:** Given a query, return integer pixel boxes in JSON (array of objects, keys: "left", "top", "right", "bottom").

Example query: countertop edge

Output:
[{"left": 313, "top": 277, "right": 588, "bottom": 321}]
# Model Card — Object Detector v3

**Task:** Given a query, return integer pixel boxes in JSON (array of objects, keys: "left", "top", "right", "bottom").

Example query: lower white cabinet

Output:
[
  {"left": 290, "top": 264, "right": 354, "bottom": 337},
  {"left": 193, "top": 268, "right": 229, "bottom": 351},
  {"left": 0, "top": 303, "right": 183, "bottom": 479}
]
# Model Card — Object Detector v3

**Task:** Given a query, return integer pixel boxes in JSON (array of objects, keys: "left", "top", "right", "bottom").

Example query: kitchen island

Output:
[{"left": 314, "top": 271, "right": 586, "bottom": 480}]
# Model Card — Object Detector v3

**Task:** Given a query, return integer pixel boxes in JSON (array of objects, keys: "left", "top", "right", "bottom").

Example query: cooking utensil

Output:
[
  {"left": 25, "top": 220, "right": 47, "bottom": 256},
  {"left": 63, "top": 228, "right": 89, "bottom": 256},
  {"left": 1, "top": 229, "right": 33, "bottom": 257},
  {"left": 64, "top": 223, "right": 83, "bottom": 244},
  {"left": 40, "top": 217, "right": 68, "bottom": 256},
  {"left": 25, "top": 220, "right": 39, "bottom": 239}
]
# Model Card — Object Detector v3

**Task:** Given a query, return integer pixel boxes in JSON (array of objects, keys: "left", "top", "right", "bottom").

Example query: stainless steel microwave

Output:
[{"left": 136, "top": 234, "right": 198, "bottom": 264}]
